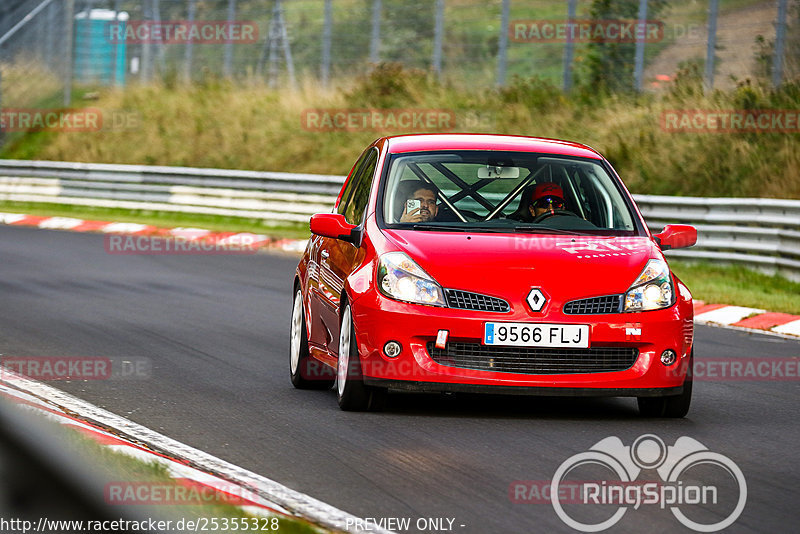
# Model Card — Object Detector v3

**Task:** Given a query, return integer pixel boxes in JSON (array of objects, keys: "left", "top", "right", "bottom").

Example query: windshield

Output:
[{"left": 381, "top": 151, "right": 639, "bottom": 234}]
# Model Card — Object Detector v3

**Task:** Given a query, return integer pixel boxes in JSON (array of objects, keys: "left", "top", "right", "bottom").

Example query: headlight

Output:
[
  {"left": 377, "top": 252, "right": 446, "bottom": 307},
  {"left": 624, "top": 259, "right": 675, "bottom": 312}
]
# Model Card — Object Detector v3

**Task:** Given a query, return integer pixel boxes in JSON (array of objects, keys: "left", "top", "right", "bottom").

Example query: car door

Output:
[{"left": 309, "top": 148, "right": 378, "bottom": 361}]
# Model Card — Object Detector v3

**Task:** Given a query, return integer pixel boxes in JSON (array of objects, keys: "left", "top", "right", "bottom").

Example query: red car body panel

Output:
[
  {"left": 384, "top": 134, "right": 604, "bottom": 159},
  {"left": 295, "top": 134, "right": 693, "bottom": 397}
]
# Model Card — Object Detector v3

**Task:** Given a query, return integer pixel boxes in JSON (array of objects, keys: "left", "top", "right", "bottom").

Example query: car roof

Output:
[{"left": 383, "top": 133, "right": 603, "bottom": 160}]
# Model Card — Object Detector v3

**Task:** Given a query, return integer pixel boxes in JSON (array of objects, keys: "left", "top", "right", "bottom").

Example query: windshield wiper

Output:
[
  {"left": 409, "top": 224, "right": 521, "bottom": 233},
  {"left": 410, "top": 224, "right": 470, "bottom": 232},
  {"left": 512, "top": 226, "right": 589, "bottom": 236}
]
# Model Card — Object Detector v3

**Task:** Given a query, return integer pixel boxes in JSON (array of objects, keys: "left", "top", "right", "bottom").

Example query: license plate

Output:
[{"left": 484, "top": 323, "right": 589, "bottom": 348}]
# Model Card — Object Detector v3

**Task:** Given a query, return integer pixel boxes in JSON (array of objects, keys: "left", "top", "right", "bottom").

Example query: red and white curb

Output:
[
  {"left": 694, "top": 301, "right": 800, "bottom": 338},
  {"left": 0, "top": 212, "right": 309, "bottom": 254},
  {"left": 0, "top": 372, "right": 390, "bottom": 534}
]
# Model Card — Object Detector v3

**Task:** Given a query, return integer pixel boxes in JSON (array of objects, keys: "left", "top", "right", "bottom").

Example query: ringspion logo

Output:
[{"left": 551, "top": 434, "right": 746, "bottom": 532}]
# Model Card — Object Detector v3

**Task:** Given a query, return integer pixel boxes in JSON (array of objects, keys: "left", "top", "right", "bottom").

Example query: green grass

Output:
[
  {"left": 670, "top": 259, "right": 800, "bottom": 315},
  {"left": 0, "top": 201, "right": 311, "bottom": 240},
  {"left": 6, "top": 67, "right": 798, "bottom": 199}
]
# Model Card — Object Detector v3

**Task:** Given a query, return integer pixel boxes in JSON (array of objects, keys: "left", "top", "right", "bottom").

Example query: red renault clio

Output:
[{"left": 291, "top": 134, "right": 697, "bottom": 416}]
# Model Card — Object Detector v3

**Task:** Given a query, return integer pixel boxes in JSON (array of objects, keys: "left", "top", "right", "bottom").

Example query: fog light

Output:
[
  {"left": 383, "top": 341, "right": 401, "bottom": 358},
  {"left": 660, "top": 349, "right": 677, "bottom": 366}
]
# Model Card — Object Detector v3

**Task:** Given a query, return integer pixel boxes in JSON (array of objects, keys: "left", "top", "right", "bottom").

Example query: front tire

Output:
[
  {"left": 290, "top": 288, "right": 334, "bottom": 389},
  {"left": 336, "top": 304, "right": 387, "bottom": 411},
  {"left": 638, "top": 351, "right": 693, "bottom": 418}
]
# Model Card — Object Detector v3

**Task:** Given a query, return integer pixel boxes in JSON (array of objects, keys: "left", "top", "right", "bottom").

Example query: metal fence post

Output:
[
  {"left": 633, "top": 0, "right": 648, "bottom": 92},
  {"left": 772, "top": 0, "right": 788, "bottom": 87},
  {"left": 496, "top": 0, "right": 509, "bottom": 86},
  {"left": 152, "top": 0, "right": 163, "bottom": 75},
  {"left": 35, "top": 1, "right": 45, "bottom": 64},
  {"left": 321, "top": 0, "right": 332, "bottom": 86},
  {"left": 64, "top": 0, "right": 75, "bottom": 105},
  {"left": 705, "top": 0, "right": 719, "bottom": 90},
  {"left": 184, "top": 0, "right": 196, "bottom": 83},
  {"left": 79, "top": 0, "right": 95, "bottom": 86},
  {"left": 432, "top": 0, "right": 444, "bottom": 77},
  {"left": 370, "top": 0, "right": 381, "bottom": 64},
  {"left": 112, "top": 0, "right": 122, "bottom": 86},
  {"left": 223, "top": 0, "right": 236, "bottom": 78},
  {"left": 45, "top": 1, "right": 56, "bottom": 70},
  {"left": 562, "top": 0, "right": 577, "bottom": 92},
  {"left": 264, "top": 1, "right": 280, "bottom": 85},
  {"left": 141, "top": 0, "right": 151, "bottom": 82},
  {"left": 279, "top": 0, "right": 296, "bottom": 87}
]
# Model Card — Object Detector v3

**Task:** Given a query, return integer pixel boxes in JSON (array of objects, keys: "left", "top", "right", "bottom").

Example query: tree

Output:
[{"left": 579, "top": 0, "right": 667, "bottom": 93}]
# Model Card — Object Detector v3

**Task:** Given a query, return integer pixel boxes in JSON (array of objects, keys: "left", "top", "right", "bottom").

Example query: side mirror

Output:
[
  {"left": 653, "top": 224, "right": 697, "bottom": 250},
  {"left": 310, "top": 213, "right": 361, "bottom": 245}
]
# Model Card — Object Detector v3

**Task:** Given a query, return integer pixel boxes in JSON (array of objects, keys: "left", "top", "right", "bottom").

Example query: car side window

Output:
[
  {"left": 337, "top": 148, "right": 372, "bottom": 217},
  {"left": 342, "top": 149, "right": 378, "bottom": 226}
]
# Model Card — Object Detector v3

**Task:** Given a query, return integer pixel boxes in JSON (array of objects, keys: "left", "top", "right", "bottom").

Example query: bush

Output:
[{"left": 343, "top": 62, "right": 433, "bottom": 108}]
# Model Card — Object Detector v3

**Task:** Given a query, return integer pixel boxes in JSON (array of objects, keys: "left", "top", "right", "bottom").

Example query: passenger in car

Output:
[{"left": 398, "top": 181, "right": 439, "bottom": 223}]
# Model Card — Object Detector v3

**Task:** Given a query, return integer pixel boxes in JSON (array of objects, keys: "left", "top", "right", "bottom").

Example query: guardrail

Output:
[
  {"left": 0, "top": 159, "right": 343, "bottom": 224},
  {"left": 1, "top": 159, "right": 798, "bottom": 281},
  {"left": 635, "top": 195, "right": 800, "bottom": 282}
]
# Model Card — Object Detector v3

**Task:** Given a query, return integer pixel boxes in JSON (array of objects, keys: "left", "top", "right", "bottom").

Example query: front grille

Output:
[
  {"left": 427, "top": 342, "right": 638, "bottom": 374},
  {"left": 445, "top": 289, "right": 510, "bottom": 313},
  {"left": 563, "top": 295, "right": 623, "bottom": 315}
]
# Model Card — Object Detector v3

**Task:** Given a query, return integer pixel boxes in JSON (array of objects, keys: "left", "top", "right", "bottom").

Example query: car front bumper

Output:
[{"left": 351, "top": 290, "right": 693, "bottom": 395}]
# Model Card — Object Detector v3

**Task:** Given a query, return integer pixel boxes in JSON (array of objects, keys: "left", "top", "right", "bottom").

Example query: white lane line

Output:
[
  {"left": 694, "top": 305, "right": 766, "bottom": 325},
  {"left": 773, "top": 319, "right": 800, "bottom": 337},
  {"left": 1, "top": 374, "right": 394, "bottom": 534}
]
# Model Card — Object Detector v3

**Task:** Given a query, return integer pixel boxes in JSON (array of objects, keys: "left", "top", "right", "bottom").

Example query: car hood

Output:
[{"left": 381, "top": 229, "right": 662, "bottom": 302}]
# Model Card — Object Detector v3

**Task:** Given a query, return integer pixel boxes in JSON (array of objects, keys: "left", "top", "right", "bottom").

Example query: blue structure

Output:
[{"left": 73, "top": 9, "right": 128, "bottom": 86}]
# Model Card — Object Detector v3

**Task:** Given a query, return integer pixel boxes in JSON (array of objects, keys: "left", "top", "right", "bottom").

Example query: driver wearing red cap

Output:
[{"left": 529, "top": 182, "right": 566, "bottom": 220}]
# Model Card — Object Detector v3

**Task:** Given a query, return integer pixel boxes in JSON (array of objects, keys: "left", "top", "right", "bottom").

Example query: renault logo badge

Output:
[{"left": 526, "top": 288, "right": 547, "bottom": 312}]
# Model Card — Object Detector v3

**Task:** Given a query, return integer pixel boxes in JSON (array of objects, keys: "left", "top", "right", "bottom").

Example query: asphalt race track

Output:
[{"left": 0, "top": 225, "right": 798, "bottom": 533}]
